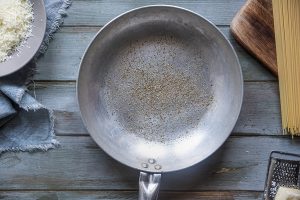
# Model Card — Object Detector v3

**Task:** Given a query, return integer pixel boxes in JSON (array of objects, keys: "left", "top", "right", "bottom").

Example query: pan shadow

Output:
[
  {"left": 160, "top": 144, "right": 225, "bottom": 190},
  {"left": 108, "top": 143, "right": 226, "bottom": 192}
]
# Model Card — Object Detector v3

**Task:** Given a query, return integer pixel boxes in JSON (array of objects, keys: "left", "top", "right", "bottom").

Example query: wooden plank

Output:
[
  {"left": 0, "top": 136, "right": 298, "bottom": 190},
  {"left": 63, "top": 0, "right": 246, "bottom": 27},
  {"left": 35, "top": 27, "right": 275, "bottom": 81},
  {"left": 29, "top": 82, "right": 281, "bottom": 136},
  {"left": 35, "top": 28, "right": 93, "bottom": 81},
  {"left": 233, "top": 82, "right": 281, "bottom": 134},
  {"left": 0, "top": 191, "right": 263, "bottom": 200}
]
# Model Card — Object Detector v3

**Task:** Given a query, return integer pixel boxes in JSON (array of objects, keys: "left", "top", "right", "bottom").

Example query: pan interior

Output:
[
  {"left": 78, "top": 6, "right": 243, "bottom": 172},
  {"left": 102, "top": 25, "right": 214, "bottom": 143}
]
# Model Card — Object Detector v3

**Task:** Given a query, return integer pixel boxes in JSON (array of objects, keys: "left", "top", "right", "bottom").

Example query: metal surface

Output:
[
  {"left": 0, "top": 0, "right": 46, "bottom": 77},
  {"left": 139, "top": 172, "right": 161, "bottom": 200},
  {"left": 264, "top": 151, "right": 300, "bottom": 200},
  {"left": 77, "top": 5, "right": 243, "bottom": 173}
]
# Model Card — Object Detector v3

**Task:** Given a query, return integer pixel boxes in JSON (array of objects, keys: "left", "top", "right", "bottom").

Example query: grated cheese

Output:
[
  {"left": 0, "top": 0, "right": 33, "bottom": 62},
  {"left": 275, "top": 187, "right": 300, "bottom": 200}
]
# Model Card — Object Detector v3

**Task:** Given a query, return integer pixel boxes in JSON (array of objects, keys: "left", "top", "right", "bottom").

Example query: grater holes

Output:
[{"left": 266, "top": 159, "right": 300, "bottom": 199}]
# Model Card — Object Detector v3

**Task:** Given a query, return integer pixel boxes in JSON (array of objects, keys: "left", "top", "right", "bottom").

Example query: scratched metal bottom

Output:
[{"left": 102, "top": 27, "right": 213, "bottom": 143}]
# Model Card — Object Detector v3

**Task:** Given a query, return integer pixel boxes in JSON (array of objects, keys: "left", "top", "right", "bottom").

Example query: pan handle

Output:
[{"left": 138, "top": 172, "right": 161, "bottom": 200}]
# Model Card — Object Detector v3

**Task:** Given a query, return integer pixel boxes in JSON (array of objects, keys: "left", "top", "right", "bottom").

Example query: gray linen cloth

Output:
[{"left": 0, "top": 0, "right": 71, "bottom": 153}]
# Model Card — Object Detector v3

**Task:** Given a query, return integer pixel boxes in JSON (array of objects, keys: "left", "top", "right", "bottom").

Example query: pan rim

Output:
[{"left": 77, "top": 5, "right": 244, "bottom": 173}]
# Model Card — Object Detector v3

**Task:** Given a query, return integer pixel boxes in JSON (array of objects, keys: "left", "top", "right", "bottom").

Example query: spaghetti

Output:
[{"left": 272, "top": 0, "right": 300, "bottom": 136}]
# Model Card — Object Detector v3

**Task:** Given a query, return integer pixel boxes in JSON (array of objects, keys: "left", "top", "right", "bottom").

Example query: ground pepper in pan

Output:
[{"left": 103, "top": 34, "right": 214, "bottom": 143}]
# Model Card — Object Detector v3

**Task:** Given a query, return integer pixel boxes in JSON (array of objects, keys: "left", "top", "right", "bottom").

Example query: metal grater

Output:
[{"left": 264, "top": 151, "right": 300, "bottom": 200}]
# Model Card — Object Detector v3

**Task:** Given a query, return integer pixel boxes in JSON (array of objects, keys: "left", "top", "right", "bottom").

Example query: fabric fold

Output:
[{"left": 0, "top": 0, "right": 72, "bottom": 154}]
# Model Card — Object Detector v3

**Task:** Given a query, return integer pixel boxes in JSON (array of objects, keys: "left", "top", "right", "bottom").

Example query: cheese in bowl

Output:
[{"left": 0, "top": 0, "right": 33, "bottom": 62}]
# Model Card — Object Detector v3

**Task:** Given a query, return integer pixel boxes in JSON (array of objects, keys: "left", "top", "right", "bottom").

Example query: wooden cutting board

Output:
[{"left": 230, "top": 0, "right": 278, "bottom": 75}]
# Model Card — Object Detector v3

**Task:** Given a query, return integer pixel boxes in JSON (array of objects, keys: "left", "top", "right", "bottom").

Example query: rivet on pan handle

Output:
[{"left": 139, "top": 172, "right": 161, "bottom": 200}]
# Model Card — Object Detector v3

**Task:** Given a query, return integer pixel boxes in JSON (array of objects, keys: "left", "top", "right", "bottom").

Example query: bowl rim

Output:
[{"left": 0, "top": 0, "right": 46, "bottom": 77}]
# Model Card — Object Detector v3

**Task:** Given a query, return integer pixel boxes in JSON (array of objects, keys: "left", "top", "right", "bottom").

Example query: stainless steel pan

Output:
[{"left": 77, "top": 5, "right": 243, "bottom": 199}]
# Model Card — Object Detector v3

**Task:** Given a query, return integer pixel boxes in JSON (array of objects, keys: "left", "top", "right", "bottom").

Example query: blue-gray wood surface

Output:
[{"left": 1, "top": 0, "right": 293, "bottom": 199}]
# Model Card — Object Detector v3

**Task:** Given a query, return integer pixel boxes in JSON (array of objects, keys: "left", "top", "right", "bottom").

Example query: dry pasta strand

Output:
[{"left": 272, "top": 0, "right": 300, "bottom": 136}]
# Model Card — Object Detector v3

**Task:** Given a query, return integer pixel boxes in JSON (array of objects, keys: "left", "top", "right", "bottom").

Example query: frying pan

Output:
[{"left": 77, "top": 5, "right": 243, "bottom": 199}]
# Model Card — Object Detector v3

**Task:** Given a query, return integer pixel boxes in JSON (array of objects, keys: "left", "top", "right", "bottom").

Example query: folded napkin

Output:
[{"left": 0, "top": 0, "right": 71, "bottom": 154}]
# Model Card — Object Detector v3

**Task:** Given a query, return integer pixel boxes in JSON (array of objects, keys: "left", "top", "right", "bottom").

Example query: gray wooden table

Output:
[{"left": 1, "top": 0, "right": 299, "bottom": 199}]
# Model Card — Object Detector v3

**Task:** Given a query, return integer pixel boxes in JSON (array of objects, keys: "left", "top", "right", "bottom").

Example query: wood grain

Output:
[
  {"left": 230, "top": 0, "right": 277, "bottom": 75},
  {"left": 35, "top": 27, "right": 275, "bottom": 81},
  {"left": 0, "top": 136, "right": 298, "bottom": 190},
  {"left": 64, "top": 0, "right": 246, "bottom": 26},
  {"left": 29, "top": 82, "right": 281, "bottom": 136},
  {"left": 0, "top": 191, "right": 263, "bottom": 200},
  {"left": 0, "top": 0, "right": 287, "bottom": 197}
]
